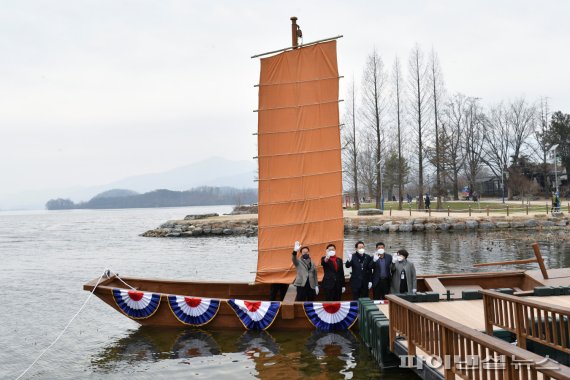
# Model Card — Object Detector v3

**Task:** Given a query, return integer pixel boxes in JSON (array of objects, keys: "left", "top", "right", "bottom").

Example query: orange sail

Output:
[{"left": 255, "top": 40, "right": 344, "bottom": 284}]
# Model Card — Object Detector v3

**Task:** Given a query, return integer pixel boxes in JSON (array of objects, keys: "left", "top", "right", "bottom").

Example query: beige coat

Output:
[{"left": 292, "top": 253, "right": 318, "bottom": 289}]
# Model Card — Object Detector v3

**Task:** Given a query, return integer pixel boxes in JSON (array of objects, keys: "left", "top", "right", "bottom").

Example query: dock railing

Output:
[
  {"left": 482, "top": 289, "right": 570, "bottom": 354},
  {"left": 387, "top": 294, "right": 570, "bottom": 379}
]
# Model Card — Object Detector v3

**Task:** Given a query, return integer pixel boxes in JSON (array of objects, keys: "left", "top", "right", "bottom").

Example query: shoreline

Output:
[{"left": 141, "top": 211, "right": 569, "bottom": 238}]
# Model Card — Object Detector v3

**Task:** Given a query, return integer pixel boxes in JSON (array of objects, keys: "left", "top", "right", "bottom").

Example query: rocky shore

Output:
[{"left": 141, "top": 212, "right": 569, "bottom": 238}]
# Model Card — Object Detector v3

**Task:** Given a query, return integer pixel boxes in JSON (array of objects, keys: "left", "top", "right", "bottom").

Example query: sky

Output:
[{"left": 1, "top": 0, "right": 569, "bottom": 199}]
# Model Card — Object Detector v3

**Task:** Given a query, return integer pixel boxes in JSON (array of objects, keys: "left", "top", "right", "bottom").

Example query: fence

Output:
[
  {"left": 482, "top": 289, "right": 570, "bottom": 354},
  {"left": 387, "top": 294, "right": 570, "bottom": 379}
]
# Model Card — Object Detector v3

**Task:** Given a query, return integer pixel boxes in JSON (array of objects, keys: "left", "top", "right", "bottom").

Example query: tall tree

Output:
[
  {"left": 547, "top": 111, "right": 570, "bottom": 187},
  {"left": 408, "top": 44, "right": 430, "bottom": 209},
  {"left": 391, "top": 56, "right": 406, "bottom": 210},
  {"left": 442, "top": 93, "right": 468, "bottom": 200},
  {"left": 429, "top": 48, "right": 445, "bottom": 208},
  {"left": 463, "top": 98, "right": 486, "bottom": 195},
  {"left": 361, "top": 49, "right": 387, "bottom": 209},
  {"left": 532, "top": 98, "right": 553, "bottom": 196},
  {"left": 342, "top": 80, "right": 360, "bottom": 209}
]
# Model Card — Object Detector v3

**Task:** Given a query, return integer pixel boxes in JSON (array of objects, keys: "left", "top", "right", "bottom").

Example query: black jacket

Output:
[
  {"left": 368, "top": 254, "right": 393, "bottom": 287},
  {"left": 320, "top": 256, "right": 345, "bottom": 289},
  {"left": 345, "top": 252, "right": 372, "bottom": 290}
]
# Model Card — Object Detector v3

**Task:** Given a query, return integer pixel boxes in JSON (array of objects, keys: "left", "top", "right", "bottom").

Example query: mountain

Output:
[
  {"left": 92, "top": 189, "right": 139, "bottom": 199},
  {"left": 0, "top": 157, "right": 256, "bottom": 210}
]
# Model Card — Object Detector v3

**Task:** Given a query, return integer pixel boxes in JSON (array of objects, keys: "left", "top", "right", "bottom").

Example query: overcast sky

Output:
[{"left": 1, "top": 0, "right": 569, "bottom": 196}]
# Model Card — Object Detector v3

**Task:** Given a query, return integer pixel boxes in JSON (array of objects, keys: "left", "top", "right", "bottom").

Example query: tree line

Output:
[
  {"left": 45, "top": 186, "right": 258, "bottom": 210},
  {"left": 342, "top": 44, "right": 570, "bottom": 210}
]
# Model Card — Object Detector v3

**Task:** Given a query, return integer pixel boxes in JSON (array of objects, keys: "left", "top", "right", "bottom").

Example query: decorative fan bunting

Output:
[
  {"left": 112, "top": 288, "right": 161, "bottom": 319},
  {"left": 374, "top": 300, "right": 389, "bottom": 305},
  {"left": 303, "top": 301, "right": 358, "bottom": 331},
  {"left": 227, "top": 299, "right": 280, "bottom": 330},
  {"left": 168, "top": 295, "right": 220, "bottom": 326}
]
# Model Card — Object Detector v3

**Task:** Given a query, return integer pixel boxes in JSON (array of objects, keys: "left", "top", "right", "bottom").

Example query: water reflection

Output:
[{"left": 91, "top": 327, "right": 402, "bottom": 379}]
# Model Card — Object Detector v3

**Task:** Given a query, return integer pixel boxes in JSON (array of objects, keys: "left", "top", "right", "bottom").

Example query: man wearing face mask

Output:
[
  {"left": 368, "top": 242, "right": 393, "bottom": 300},
  {"left": 292, "top": 241, "right": 318, "bottom": 301},
  {"left": 321, "top": 243, "right": 345, "bottom": 301},
  {"left": 390, "top": 249, "right": 417, "bottom": 295},
  {"left": 345, "top": 241, "right": 372, "bottom": 300}
]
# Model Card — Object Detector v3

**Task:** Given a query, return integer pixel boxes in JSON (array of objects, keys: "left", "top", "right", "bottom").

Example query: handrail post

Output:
[
  {"left": 447, "top": 207, "right": 450, "bottom": 216},
  {"left": 507, "top": 205, "right": 509, "bottom": 216},
  {"left": 482, "top": 292, "right": 494, "bottom": 336},
  {"left": 409, "top": 206, "right": 411, "bottom": 216},
  {"left": 526, "top": 205, "right": 529, "bottom": 215},
  {"left": 469, "top": 206, "right": 471, "bottom": 216},
  {"left": 406, "top": 308, "right": 416, "bottom": 356},
  {"left": 546, "top": 203, "right": 549, "bottom": 214},
  {"left": 486, "top": 206, "right": 489, "bottom": 216},
  {"left": 389, "top": 300, "right": 395, "bottom": 352},
  {"left": 532, "top": 242, "right": 549, "bottom": 279},
  {"left": 514, "top": 302, "right": 527, "bottom": 349},
  {"left": 389, "top": 207, "right": 392, "bottom": 216}
]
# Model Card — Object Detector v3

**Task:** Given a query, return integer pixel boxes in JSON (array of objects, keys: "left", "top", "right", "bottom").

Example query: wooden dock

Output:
[{"left": 359, "top": 267, "right": 570, "bottom": 379}]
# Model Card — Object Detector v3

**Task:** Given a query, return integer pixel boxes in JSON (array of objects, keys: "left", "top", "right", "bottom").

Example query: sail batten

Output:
[{"left": 255, "top": 40, "right": 344, "bottom": 284}]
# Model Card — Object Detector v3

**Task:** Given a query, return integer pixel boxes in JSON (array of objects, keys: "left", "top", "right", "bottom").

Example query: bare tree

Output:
[
  {"left": 391, "top": 56, "right": 406, "bottom": 209},
  {"left": 408, "top": 44, "right": 430, "bottom": 209},
  {"left": 342, "top": 80, "right": 360, "bottom": 209},
  {"left": 361, "top": 49, "right": 387, "bottom": 209},
  {"left": 483, "top": 98, "right": 536, "bottom": 199},
  {"left": 357, "top": 128, "right": 378, "bottom": 203},
  {"left": 532, "top": 97, "right": 552, "bottom": 197},
  {"left": 463, "top": 98, "right": 486, "bottom": 195},
  {"left": 429, "top": 48, "right": 445, "bottom": 208},
  {"left": 442, "top": 93, "right": 468, "bottom": 200}
]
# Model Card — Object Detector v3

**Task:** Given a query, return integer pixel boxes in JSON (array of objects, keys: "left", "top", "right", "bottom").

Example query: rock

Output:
[
  {"left": 399, "top": 224, "right": 413, "bottom": 232},
  {"left": 223, "top": 229, "right": 233, "bottom": 235},
  {"left": 424, "top": 223, "right": 437, "bottom": 231},
  {"left": 184, "top": 213, "right": 219, "bottom": 220},
  {"left": 160, "top": 221, "right": 176, "bottom": 228},
  {"left": 388, "top": 224, "right": 400, "bottom": 232},
  {"left": 357, "top": 226, "right": 369, "bottom": 232},
  {"left": 379, "top": 224, "right": 389, "bottom": 232},
  {"left": 452, "top": 223, "right": 466, "bottom": 230},
  {"left": 180, "top": 231, "right": 193, "bottom": 237},
  {"left": 383, "top": 221, "right": 393, "bottom": 227},
  {"left": 413, "top": 219, "right": 426, "bottom": 225},
  {"left": 438, "top": 223, "right": 450, "bottom": 231},
  {"left": 511, "top": 221, "right": 526, "bottom": 228},
  {"left": 479, "top": 222, "right": 495, "bottom": 229},
  {"left": 541, "top": 221, "right": 555, "bottom": 227},
  {"left": 233, "top": 227, "right": 246, "bottom": 234},
  {"left": 166, "top": 232, "right": 181, "bottom": 237},
  {"left": 465, "top": 220, "right": 479, "bottom": 229},
  {"left": 556, "top": 220, "right": 568, "bottom": 226},
  {"left": 358, "top": 208, "right": 383, "bottom": 216},
  {"left": 413, "top": 224, "right": 425, "bottom": 231},
  {"left": 369, "top": 225, "right": 382, "bottom": 232},
  {"left": 525, "top": 219, "right": 538, "bottom": 228},
  {"left": 227, "top": 205, "right": 258, "bottom": 215},
  {"left": 245, "top": 228, "right": 255, "bottom": 236},
  {"left": 192, "top": 228, "right": 203, "bottom": 236},
  {"left": 496, "top": 222, "right": 510, "bottom": 229},
  {"left": 211, "top": 228, "right": 223, "bottom": 235}
]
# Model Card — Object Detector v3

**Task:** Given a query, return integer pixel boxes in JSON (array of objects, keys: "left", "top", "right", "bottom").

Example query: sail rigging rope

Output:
[{"left": 15, "top": 270, "right": 111, "bottom": 380}]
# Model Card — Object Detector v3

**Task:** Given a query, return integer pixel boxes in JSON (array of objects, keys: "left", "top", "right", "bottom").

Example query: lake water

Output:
[{"left": 1, "top": 206, "right": 569, "bottom": 379}]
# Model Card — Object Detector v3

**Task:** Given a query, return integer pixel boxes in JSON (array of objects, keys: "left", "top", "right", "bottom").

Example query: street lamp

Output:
[{"left": 551, "top": 144, "right": 560, "bottom": 195}]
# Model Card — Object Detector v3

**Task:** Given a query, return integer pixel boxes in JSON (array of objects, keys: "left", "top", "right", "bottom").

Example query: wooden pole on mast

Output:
[{"left": 291, "top": 17, "right": 298, "bottom": 48}]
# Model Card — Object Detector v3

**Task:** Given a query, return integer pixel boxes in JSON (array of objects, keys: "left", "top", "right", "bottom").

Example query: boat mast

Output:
[{"left": 291, "top": 16, "right": 300, "bottom": 48}]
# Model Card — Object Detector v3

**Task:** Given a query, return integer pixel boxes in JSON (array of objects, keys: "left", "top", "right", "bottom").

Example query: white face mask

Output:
[
  {"left": 357, "top": 248, "right": 365, "bottom": 255},
  {"left": 377, "top": 248, "right": 385, "bottom": 255},
  {"left": 328, "top": 250, "right": 336, "bottom": 256},
  {"left": 397, "top": 255, "right": 404, "bottom": 262}
]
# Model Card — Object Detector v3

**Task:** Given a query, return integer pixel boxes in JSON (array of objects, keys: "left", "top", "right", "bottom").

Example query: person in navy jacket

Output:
[
  {"left": 321, "top": 243, "right": 345, "bottom": 301},
  {"left": 345, "top": 240, "right": 372, "bottom": 300},
  {"left": 367, "top": 242, "right": 392, "bottom": 300}
]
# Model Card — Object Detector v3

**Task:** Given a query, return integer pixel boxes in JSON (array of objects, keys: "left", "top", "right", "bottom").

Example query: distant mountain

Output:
[
  {"left": 1, "top": 156, "right": 256, "bottom": 210},
  {"left": 45, "top": 186, "right": 257, "bottom": 210},
  {"left": 92, "top": 189, "right": 139, "bottom": 199}
]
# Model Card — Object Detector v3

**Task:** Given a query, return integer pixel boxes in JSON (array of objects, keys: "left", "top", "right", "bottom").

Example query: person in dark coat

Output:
[
  {"left": 292, "top": 241, "right": 318, "bottom": 301},
  {"left": 367, "top": 242, "right": 393, "bottom": 300},
  {"left": 345, "top": 240, "right": 372, "bottom": 300},
  {"left": 425, "top": 194, "right": 431, "bottom": 212},
  {"left": 321, "top": 243, "right": 345, "bottom": 301}
]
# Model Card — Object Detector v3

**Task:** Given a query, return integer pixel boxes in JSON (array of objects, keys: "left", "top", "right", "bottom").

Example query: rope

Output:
[{"left": 15, "top": 270, "right": 109, "bottom": 380}]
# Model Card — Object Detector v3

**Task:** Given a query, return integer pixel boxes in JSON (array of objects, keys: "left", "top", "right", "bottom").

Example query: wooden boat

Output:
[{"left": 83, "top": 18, "right": 569, "bottom": 332}]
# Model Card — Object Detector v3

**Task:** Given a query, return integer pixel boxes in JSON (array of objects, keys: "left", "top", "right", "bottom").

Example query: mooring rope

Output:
[{"left": 15, "top": 270, "right": 109, "bottom": 380}]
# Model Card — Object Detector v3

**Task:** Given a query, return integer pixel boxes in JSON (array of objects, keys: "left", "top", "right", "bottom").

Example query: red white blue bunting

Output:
[
  {"left": 303, "top": 301, "right": 358, "bottom": 331},
  {"left": 168, "top": 295, "right": 220, "bottom": 326},
  {"left": 227, "top": 299, "right": 280, "bottom": 330},
  {"left": 112, "top": 288, "right": 161, "bottom": 319}
]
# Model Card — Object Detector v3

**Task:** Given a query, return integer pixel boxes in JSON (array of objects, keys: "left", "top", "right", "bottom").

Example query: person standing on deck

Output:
[
  {"left": 291, "top": 241, "right": 318, "bottom": 301},
  {"left": 345, "top": 241, "right": 372, "bottom": 300},
  {"left": 368, "top": 242, "right": 393, "bottom": 300},
  {"left": 390, "top": 249, "right": 417, "bottom": 295},
  {"left": 321, "top": 243, "right": 345, "bottom": 301}
]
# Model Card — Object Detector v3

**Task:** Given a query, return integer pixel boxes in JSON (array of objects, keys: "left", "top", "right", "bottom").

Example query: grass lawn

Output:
[{"left": 347, "top": 200, "right": 554, "bottom": 214}]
